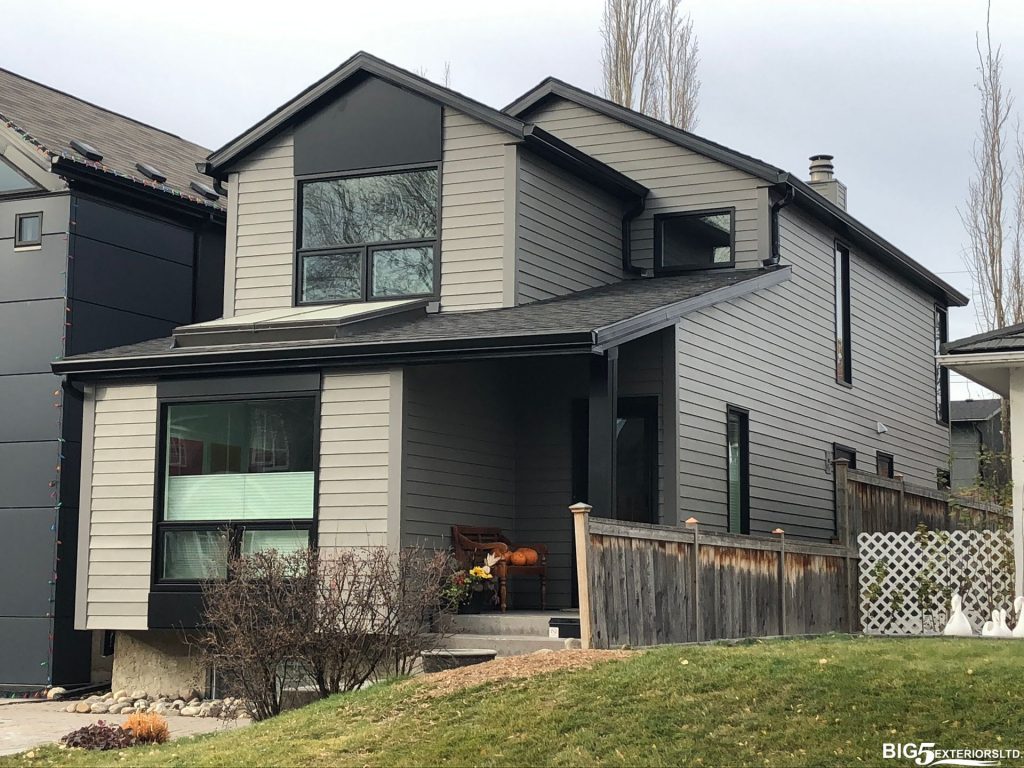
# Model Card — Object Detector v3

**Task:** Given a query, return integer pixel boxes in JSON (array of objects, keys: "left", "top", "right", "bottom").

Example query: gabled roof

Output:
[
  {"left": 52, "top": 267, "right": 790, "bottom": 379},
  {"left": 942, "top": 322, "right": 1024, "bottom": 355},
  {"left": 506, "top": 78, "right": 968, "bottom": 308},
  {"left": 950, "top": 399, "right": 1002, "bottom": 422},
  {"left": 0, "top": 67, "right": 222, "bottom": 212}
]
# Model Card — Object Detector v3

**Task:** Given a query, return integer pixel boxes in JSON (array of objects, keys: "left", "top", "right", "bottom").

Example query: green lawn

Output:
[{"left": 9, "top": 636, "right": 1024, "bottom": 767}]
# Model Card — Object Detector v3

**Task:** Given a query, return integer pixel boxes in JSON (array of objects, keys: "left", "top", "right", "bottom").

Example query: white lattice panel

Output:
[{"left": 859, "top": 530, "right": 1015, "bottom": 635}]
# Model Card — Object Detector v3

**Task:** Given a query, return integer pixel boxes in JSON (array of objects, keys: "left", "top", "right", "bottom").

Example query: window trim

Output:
[
  {"left": 726, "top": 405, "right": 750, "bottom": 535},
  {"left": 293, "top": 162, "right": 442, "bottom": 306},
  {"left": 151, "top": 389, "right": 321, "bottom": 591},
  {"left": 653, "top": 207, "right": 737, "bottom": 275},
  {"left": 876, "top": 451, "right": 895, "bottom": 479},
  {"left": 832, "top": 442, "right": 857, "bottom": 470},
  {"left": 935, "top": 304, "right": 950, "bottom": 425},
  {"left": 834, "top": 241, "right": 852, "bottom": 386},
  {"left": 15, "top": 211, "right": 42, "bottom": 249}
]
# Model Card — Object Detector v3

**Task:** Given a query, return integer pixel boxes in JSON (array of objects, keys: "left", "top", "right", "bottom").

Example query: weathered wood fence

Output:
[{"left": 572, "top": 460, "right": 1011, "bottom": 649}]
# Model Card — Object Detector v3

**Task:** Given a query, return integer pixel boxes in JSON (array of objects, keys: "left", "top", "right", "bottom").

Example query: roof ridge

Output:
[{"left": 0, "top": 67, "right": 211, "bottom": 152}]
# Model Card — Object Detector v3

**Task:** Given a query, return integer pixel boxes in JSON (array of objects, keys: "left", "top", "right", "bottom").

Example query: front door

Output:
[{"left": 571, "top": 396, "right": 658, "bottom": 524}]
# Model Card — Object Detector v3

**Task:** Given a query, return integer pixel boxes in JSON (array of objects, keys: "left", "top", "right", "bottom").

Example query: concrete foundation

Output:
[{"left": 111, "top": 631, "right": 205, "bottom": 698}]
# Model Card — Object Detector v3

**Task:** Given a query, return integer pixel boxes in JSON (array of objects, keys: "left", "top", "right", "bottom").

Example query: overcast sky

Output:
[{"left": 3, "top": 0, "right": 1024, "bottom": 397}]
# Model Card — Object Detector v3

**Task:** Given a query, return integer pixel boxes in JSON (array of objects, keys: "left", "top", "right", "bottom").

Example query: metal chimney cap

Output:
[{"left": 808, "top": 154, "right": 835, "bottom": 183}]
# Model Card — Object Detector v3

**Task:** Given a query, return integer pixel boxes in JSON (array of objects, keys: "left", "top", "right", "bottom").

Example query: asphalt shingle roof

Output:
[
  {"left": 942, "top": 322, "right": 1024, "bottom": 355},
  {"left": 0, "top": 68, "right": 221, "bottom": 210},
  {"left": 56, "top": 269, "right": 776, "bottom": 370},
  {"left": 950, "top": 399, "right": 1002, "bottom": 422}
]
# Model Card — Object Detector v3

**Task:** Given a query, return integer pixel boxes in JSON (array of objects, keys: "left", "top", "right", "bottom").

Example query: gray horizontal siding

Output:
[
  {"left": 516, "top": 149, "right": 624, "bottom": 303},
  {"left": 676, "top": 206, "right": 949, "bottom": 541},
  {"left": 526, "top": 99, "right": 767, "bottom": 271}
]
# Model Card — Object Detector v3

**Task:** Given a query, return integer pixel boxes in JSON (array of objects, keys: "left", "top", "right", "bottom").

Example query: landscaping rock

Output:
[
  {"left": 64, "top": 703, "right": 77, "bottom": 713},
  {"left": 129, "top": 690, "right": 147, "bottom": 701},
  {"left": 46, "top": 686, "right": 67, "bottom": 700},
  {"left": 117, "top": 696, "right": 132, "bottom": 704},
  {"left": 133, "top": 699, "right": 149, "bottom": 709},
  {"left": 90, "top": 703, "right": 109, "bottom": 714},
  {"left": 149, "top": 701, "right": 174, "bottom": 716},
  {"left": 108, "top": 703, "right": 128, "bottom": 715},
  {"left": 74, "top": 702, "right": 92, "bottom": 714},
  {"left": 180, "top": 705, "right": 200, "bottom": 717},
  {"left": 187, "top": 697, "right": 201, "bottom": 706},
  {"left": 178, "top": 687, "right": 201, "bottom": 702},
  {"left": 111, "top": 689, "right": 128, "bottom": 701},
  {"left": 172, "top": 698, "right": 185, "bottom": 710}
]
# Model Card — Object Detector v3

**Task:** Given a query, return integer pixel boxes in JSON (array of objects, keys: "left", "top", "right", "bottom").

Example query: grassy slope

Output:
[{"left": 9, "top": 636, "right": 1024, "bottom": 768}]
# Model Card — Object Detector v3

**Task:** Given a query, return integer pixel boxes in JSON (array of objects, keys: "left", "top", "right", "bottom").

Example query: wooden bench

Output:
[{"left": 451, "top": 526, "right": 548, "bottom": 612}]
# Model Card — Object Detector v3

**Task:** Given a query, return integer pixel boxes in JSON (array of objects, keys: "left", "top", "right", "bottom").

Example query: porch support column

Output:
[
  {"left": 1010, "top": 368, "right": 1024, "bottom": 597},
  {"left": 588, "top": 350, "right": 619, "bottom": 518}
]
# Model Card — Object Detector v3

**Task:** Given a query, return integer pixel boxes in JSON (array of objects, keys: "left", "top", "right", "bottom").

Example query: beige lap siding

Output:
[
  {"left": 440, "top": 108, "right": 511, "bottom": 310},
  {"left": 318, "top": 370, "right": 402, "bottom": 551},
  {"left": 229, "top": 131, "right": 296, "bottom": 316},
  {"left": 77, "top": 383, "right": 158, "bottom": 631}
]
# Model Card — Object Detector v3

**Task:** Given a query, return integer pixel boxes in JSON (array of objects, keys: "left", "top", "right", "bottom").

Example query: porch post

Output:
[
  {"left": 570, "top": 502, "right": 593, "bottom": 649},
  {"left": 588, "top": 350, "right": 619, "bottom": 517}
]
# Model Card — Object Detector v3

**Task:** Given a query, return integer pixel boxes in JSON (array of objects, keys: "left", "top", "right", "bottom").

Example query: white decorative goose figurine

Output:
[
  {"left": 981, "top": 610, "right": 998, "bottom": 638},
  {"left": 1013, "top": 597, "right": 1024, "bottom": 639},
  {"left": 942, "top": 594, "right": 974, "bottom": 637},
  {"left": 996, "top": 608, "right": 1014, "bottom": 639}
]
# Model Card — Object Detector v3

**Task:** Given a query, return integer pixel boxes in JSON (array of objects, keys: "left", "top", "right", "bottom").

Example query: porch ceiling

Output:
[{"left": 53, "top": 266, "right": 790, "bottom": 379}]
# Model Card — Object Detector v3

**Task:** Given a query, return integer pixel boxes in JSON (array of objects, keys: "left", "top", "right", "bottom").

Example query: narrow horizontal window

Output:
[
  {"left": 297, "top": 167, "right": 439, "bottom": 304},
  {"left": 655, "top": 210, "right": 734, "bottom": 272},
  {"left": 15, "top": 212, "right": 41, "bottom": 247}
]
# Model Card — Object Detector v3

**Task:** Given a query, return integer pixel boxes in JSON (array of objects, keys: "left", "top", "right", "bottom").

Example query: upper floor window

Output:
[
  {"left": 834, "top": 243, "right": 852, "bottom": 385},
  {"left": 0, "top": 157, "right": 36, "bottom": 195},
  {"left": 15, "top": 212, "right": 42, "bottom": 248},
  {"left": 935, "top": 305, "right": 949, "bottom": 424},
  {"left": 297, "top": 166, "right": 438, "bottom": 304},
  {"left": 655, "top": 209, "right": 734, "bottom": 272}
]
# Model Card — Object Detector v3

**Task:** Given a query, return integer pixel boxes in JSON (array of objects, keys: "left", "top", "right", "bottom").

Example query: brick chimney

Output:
[{"left": 807, "top": 154, "right": 847, "bottom": 210}]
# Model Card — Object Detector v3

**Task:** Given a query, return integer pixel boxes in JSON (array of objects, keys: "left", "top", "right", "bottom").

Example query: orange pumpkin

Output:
[
  {"left": 518, "top": 547, "right": 539, "bottom": 566},
  {"left": 508, "top": 550, "right": 528, "bottom": 566}
]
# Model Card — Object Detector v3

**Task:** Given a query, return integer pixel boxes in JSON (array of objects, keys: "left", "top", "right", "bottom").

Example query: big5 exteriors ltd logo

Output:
[{"left": 883, "top": 743, "right": 1021, "bottom": 766}]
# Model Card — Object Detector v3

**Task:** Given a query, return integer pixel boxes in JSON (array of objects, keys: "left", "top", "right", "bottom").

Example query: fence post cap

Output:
[
  {"left": 685, "top": 516, "right": 699, "bottom": 526},
  {"left": 569, "top": 502, "right": 593, "bottom": 515},
  {"left": 832, "top": 458, "right": 849, "bottom": 467},
  {"left": 772, "top": 528, "right": 785, "bottom": 535}
]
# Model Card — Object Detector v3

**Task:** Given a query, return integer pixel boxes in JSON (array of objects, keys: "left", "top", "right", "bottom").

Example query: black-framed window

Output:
[
  {"left": 15, "top": 212, "right": 42, "bottom": 248},
  {"left": 726, "top": 406, "right": 750, "bottom": 534},
  {"left": 655, "top": 209, "right": 734, "bottom": 272},
  {"left": 0, "top": 156, "right": 37, "bottom": 195},
  {"left": 156, "top": 396, "right": 316, "bottom": 583},
  {"left": 833, "top": 443, "right": 857, "bottom": 470},
  {"left": 935, "top": 305, "right": 950, "bottom": 424},
  {"left": 296, "top": 166, "right": 439, "bottom": 304},
  {"left": 834, "top": 243, "right": 852, "bottom": 385},
  {"left": 876, "top": 452, "right": 894, "bottom": 479}
]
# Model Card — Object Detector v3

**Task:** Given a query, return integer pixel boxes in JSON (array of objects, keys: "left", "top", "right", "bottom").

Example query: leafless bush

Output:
[{"left": 197, "top": 545, "right": 456, "bottom": 720}]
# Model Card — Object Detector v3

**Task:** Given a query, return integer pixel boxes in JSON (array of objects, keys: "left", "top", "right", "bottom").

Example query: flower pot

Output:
[{"left": 459, "top": 590, "right": 490, "bottom": 614}]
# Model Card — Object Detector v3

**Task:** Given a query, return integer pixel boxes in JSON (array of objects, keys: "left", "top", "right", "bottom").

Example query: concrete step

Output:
[
  {"left": 440, "top": 633, "right": 570, "bottom": 656},
  {"left": 443, "top": 611, "right": 580, "bottom": 638}
]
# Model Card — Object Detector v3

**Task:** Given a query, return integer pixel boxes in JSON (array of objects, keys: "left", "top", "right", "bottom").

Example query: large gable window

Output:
[
  {"left": 297, "top": 166, "right": 438, "bottom": 304},
  {"left": 655, "top": 209, "right": 734, "bottom": 272},
  {"left": 0, "top": 156, "right": 38, "bottom": 195}
]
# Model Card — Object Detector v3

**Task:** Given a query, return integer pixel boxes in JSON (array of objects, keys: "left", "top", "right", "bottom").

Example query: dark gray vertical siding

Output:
[
  {"left": 515, "top": 150, "right": 624, "bottom": 303},
  {"left": 0, "top": 192, "right": 71, "bottom": 686},
  {"left": 400, "top": 363, "right": 516, "bottom": 549},
  {"left": 676, "top": 206, "right": 949, "bottom": 540}
]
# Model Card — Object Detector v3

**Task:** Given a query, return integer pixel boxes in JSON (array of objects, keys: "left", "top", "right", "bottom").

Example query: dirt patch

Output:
[{"left": 409, "top": 649, "right": 634, "bottom": 699}]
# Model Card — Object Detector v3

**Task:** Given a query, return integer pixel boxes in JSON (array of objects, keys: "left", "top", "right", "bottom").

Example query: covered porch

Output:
[{"left": 397, "top": 329, "right": 676, "bottom": 610}]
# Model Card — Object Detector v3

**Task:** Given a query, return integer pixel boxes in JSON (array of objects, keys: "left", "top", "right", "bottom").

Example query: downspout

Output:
[
  {"left": 764, "top": 184, "right": 795, "bottom": 267},
  {"left": 622, "top": 195, "right": 646, "bottom": 275}
]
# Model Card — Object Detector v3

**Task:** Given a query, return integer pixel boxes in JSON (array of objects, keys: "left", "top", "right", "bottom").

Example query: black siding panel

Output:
[
  {"left": 194, "top": 226, "right": 225, "bottom": 322},
  {"left": 0, "top": 374, "right": 62, "bottom": 442},
  {"left": 0, "top": 618, "right": 51, "bottom": 686},
  {"left": 0, "top": 442, "right": 60, "bottom": 509},
  {"left": 71, "top": 197, "right": 193, "bottom": 266},
  {"left": 0, "top": 234, "right": 67, "bottom": 302},
  {"left": 0, "top": 509, "right": 55, "bottom": 616},
  {"left": 0, "top": 299, "right": 65, "bottom": 375},
  {"left": 293, "top": 75, "right": 442, "bottom": 176},
  {"left": 66, "top": 300, "right": 176, "bottom": 356}
]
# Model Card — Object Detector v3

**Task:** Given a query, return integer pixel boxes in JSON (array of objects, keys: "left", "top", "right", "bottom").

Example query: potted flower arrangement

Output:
[{"left": 444, "top": 554, "right": 500, "bottom": 614}]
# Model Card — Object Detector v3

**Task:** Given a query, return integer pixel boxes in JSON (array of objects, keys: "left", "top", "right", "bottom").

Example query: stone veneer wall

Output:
[{"left": 111, "top": 631, "right": 204, "bottom": 698}]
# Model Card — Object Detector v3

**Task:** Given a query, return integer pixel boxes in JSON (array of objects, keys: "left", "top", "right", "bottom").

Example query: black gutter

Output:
[
  {"left": 51, "top": 157, "right": 226, "bottom": 223},
  {"left": 52, "top": 332, "right": 596, "bottom": 381},
  {"left": 522, "top": 125, "right": 648, "bottom": 201},
  {"left": 765, "top": 184, "right": 795, "bottom": 267}
]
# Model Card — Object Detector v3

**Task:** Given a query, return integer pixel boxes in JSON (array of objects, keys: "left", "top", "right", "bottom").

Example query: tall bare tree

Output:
[
  {"left": 601, "top": 0, "right": 700, "bottom": 130},
  {"left": 961, "top": 1, "right": 1021, "bottom": 331}
]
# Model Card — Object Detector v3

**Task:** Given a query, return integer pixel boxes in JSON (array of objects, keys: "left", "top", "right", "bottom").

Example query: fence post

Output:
[
  {"left": 570, "top": 502, "right": 593, "bottom": 649},
  {"left": 686, "top": 517, "right": 702, "bottom": 641},
  {"left": 772, "top": 529, "right": 786, "bottom": 635}
]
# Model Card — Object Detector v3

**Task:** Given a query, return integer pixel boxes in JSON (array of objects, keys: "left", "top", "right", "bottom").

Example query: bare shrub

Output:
[{"left": 197, "top": 545, "right": 457, "bottom": 720}]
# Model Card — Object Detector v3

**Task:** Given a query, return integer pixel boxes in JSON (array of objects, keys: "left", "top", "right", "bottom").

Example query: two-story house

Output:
[
  {"left": 0, "top": 68, "right": 225, "bottom": 692},
  {"left": 51, "top": 53, "right": 966, "bottom": 695}
]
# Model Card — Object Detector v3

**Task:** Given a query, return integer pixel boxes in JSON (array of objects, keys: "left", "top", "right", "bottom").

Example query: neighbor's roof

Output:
[
  {"left": 0, "top": 68, "right": 223, "bottom": 211},
  {"left": 505, "top": 78, "right": 969, "bottom": 308},
  {"left": 950, "top": 399, "right": 1002, "bottom": 422},
  {"left": 942, "top": 322, "right": 1024, "bottom": 355},
  {"left": 52, "top": 267, "right": 791, "bottom": 379}
]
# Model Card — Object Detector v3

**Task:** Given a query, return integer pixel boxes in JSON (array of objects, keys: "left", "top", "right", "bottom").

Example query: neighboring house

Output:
[
  {"left": 0, "top": 69, "right": 225, "bottom": 691},
  {"left": 51, "top": 52, "right": 966, "bottom": 694},
  {"left": 939, "top": 326, "right": 1024, "bottom": 597},
  {"left": 949, "top": 398, "right": 1005, "bottom": 491}
]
